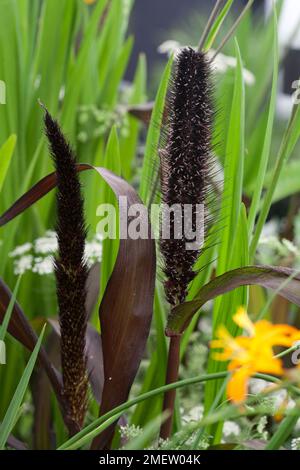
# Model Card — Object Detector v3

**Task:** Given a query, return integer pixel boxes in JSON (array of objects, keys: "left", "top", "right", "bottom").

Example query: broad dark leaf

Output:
[
  {"left": 90, "top": 169, "right": 156, "bottom": 449},
  {"left": 167, "top": 265, "right": 300, "bottom": 335},
  {"left": 0, "top": 164, "right": 89, "bottom": 226},
  {"left": 208, "top": 443, "right": 237, "bottom": 450},
  {"left": 86, "top": 324, "right": 104, "bottom": 405},
  {"left": 0, "top": 165, "right": 156, "bottom": 449},
  {"left": 0, "top": 278, "right": 63, "bottom": 400},
  {"left": 85, "top": 262, "right": 101, "bottom": 319},
  {"left": 243, "top": 439, "right": 267, "bottom": 450},
  {"left": 32, "top": 329, "right": 61, "bottom": 449}
]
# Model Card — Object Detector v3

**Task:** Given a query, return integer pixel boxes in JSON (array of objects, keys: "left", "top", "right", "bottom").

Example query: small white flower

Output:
[
  {"left": 13, "top": 255, "right": 33, "bottom": 275},
  {"left": 9, "top": 243, "right": 32, "bottom": 257},
  {"left": 223, "top": 421, "right": 240, "bottom": 437},
  {"left": 85, "top": 240, "right": 103, "bottom": 261},
  {"left": 182, "top": 405, "right": 204, "bottom": 424},
  {"left": 157, "top": 40, "right": 182, "bottom": 56},
  {"left": 261, "top": 219, "right": 280, "bottom": 239},
  {"left": 34, "top": 231, "right": 57, "bottom": 254},
  {"left": 32, "top": 256, "right": 54, "bottom": 275},
  {"left": 120, "top": 424, "right": 141, "bottom": 440},
  {"left": 250, "top": 379, "right": 296, "bottom": 416},
  {"left": 257, "top": 416, "right": 268, "bottom": 440},
  {"left": 272, "top": 389, "right": 288, "bottom": 409},
  {"left": 291, "top": 437, "right": 300, "bottom": 450},
  {"left": 250, "top": 378, "right": 269, "bottom": 395},
  {"left": 207, "top": 49, "right": 255, "bottom": 86},
  {"left": 10, "top": 231, "right": 102, "bottom": 276}
]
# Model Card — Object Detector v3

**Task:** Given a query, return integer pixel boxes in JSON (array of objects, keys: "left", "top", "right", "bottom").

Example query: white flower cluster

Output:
[
  {"left": 250, "top": 378, "right": 300, "bottom": 431},
  {"left": 223, "top": 421, "right": 241, "bottom": 438},
  {"left": 120, "top": 424, "right": 142, "bottom": 441},
  {"left": 257, "top": 416, "right": 268, "bottom": 441},
  {"left": 182, "top": 405, "right": 204, "bottom": 424},
  {"left": 258, "top": 235, "right": 300, "bottom": 265},
  {"left": 257, "top": 215, "right": 300, "bottom": 267},
  {"left": 291, "top": 437, "right": 300, "bottom": 450},
  {"left": 9, "top": 231, "right": 103, "bottom": 275}
]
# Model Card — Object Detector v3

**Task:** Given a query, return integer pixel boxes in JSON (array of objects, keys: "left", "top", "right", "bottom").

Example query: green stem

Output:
[
  {"left": 265, "top": 411, "right": 300, "bottom": 450},
  {"left": 275, "top": 343, "right": 300, "bottom": 359},
  {"left": 58, "top": 371, "right": 281, "bottom": 450}
]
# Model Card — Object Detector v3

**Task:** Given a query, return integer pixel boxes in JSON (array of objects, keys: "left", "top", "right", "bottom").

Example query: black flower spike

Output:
[
  {"left": 160, "top": 47, "right": 214, "bottom": 308},
  {"left": 159, "top": 47, "right": 215, "bottom": 441},
  {"left": 43, "top": 106, "right": 88, "bottom": 431}
]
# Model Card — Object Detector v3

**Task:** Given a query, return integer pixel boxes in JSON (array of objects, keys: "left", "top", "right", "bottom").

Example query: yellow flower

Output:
[
  {"left": 211, "top": 307, "right": 299, "bottom": 404},
  {"left": 84, "top": 0, "right": 96, "bottom": 4}
]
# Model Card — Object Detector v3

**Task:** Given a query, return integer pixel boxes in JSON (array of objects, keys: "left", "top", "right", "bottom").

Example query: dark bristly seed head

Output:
[
  {"left": 160, "top": 47, "right": 214, "bottom": 307},
  {"left": 43, "top": 109, "right": 88, "bottom": 430}
]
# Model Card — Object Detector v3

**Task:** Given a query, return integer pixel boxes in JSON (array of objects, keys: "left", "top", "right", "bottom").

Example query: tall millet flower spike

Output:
[
  {"left": 159, "top": 48, "right": 214, "bottom": 439},
  {"left": 43, "top": 107, "right": 89, "bottom": 432},
  {"left": 160, "top": 47, "right": 213, "bottom": 308}
]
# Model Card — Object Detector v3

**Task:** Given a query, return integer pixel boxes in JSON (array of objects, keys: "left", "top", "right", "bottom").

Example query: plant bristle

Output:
[
  {"left": 44, "top": 109, "right": 88, "bottom": 430},
  {"left": 160, "top": 47, "right": 214, "bottom": 307}
]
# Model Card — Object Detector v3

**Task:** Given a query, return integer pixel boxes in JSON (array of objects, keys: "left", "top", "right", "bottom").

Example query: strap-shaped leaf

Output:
[
  {"left": 0, "top": 164, "right": 156, "bottom": 448},
  {"left": 0, "top": 278, "right": 63, "bottom": 399},
  {"left": 167, "top": 265, "right": 300, "bottom": 335}
]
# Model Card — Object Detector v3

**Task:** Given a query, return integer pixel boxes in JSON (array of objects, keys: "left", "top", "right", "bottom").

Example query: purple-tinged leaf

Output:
[
  {"left": 243, "top": 439, "right": 267, "bottom": 450},
  {"left": 90, "top": 170, "right": 156, "bottom": 449},
  {"left": 6, "top": 434, "right": 28, "bottom": 450},
  {"left": 32, "top": 329, "right": 61, "bottom": 450},
  {"left": 208, "top": 443, "right": 237, "bottom": 450},
  {"left": 85, "top": 262, "right": 101, "bottom": 319},
  {"left": 0, "top": 279, "right": 76, "bottom": 433},
  {"left": 0, "top": 166, "right": 156, "bottom": 448},
  {"left": 0, "top": 278, "right": 63, "bottom": 396},
  {"left": 167, "top": 265, "right": 300, "bottom": 335}
]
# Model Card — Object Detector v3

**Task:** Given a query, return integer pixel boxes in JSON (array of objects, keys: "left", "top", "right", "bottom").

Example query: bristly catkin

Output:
[
  {"left": 43, "top": 109, "right": 88, "bottom": 431},
  {"left": 160, "top": 47, "right": 214, "bottom": 307}
]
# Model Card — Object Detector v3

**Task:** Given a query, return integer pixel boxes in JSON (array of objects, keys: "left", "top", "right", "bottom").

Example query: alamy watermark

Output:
[
  {"left": 292, "top": 79, "right": 300, "bottom": 105},
  {"left": 291, "top": 340, "right": 300, "bottom": 365},
  {"left": 96, "top": 197, "right": 205, "bottom": 251}
]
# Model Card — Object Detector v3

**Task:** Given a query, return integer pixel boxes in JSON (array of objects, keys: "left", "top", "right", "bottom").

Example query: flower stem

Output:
[{"left": 160, "top": 335, "right": 181, "bottom": 440}]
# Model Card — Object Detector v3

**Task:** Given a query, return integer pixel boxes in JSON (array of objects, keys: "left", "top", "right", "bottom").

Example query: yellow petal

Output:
[
  {"left": 254, "top": 356, "right": 284, "bottom": 376},
  {"left": 227, "top": 367, "right": 251, "bottom": 403},
  {"left": 233, "top": 307, "right": 255, "bottom": 336},
  {"left": 292, "top": 331, "right": 300, "bottom": 342},
  {"left": 214, "top": 325, "right": 243, "bottom": 354},
  {"left": 255, "top": 322, "right": 297, "bottom": 348}
]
